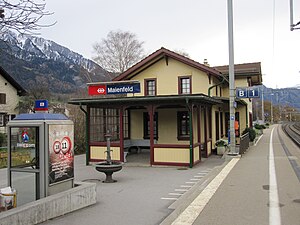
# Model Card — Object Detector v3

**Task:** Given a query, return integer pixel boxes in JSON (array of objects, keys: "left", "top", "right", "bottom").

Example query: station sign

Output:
[
  {"left": 236, "top": 87, "right": 260, "bottom": 98},
  {"left": 236, "top": 88, "right": 248, "bottom": 98},
  {"left": 107, "top": 83, "right": 140, "bottom": 94},
  {"left": 88, "top": 85, "right": 106, "bottom": 95},
  {"left": 88, "top": 82, "right": 140, "bottom": 96},
  {"left": 248, "top": 88, "right": 260, "bottom": 98}
]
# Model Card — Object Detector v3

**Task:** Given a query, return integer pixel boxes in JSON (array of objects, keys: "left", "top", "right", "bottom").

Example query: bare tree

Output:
[
  {"left": 93, "top": 30, "right": 145, "bottom": 73},
  {"left": 68, "top": 104, "right": 86, "bottom": 154},
  {"left": 0, "top": 0, "right": 53, "bottom": 35},
  {"left": 18, "top": 78, "right": 52, "bottom": 113},
  {"left": 173, "top": 49, "right": 190, "bottom": 58}
]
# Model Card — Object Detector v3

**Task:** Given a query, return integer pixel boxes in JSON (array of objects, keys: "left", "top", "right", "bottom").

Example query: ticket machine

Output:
[{"left": 7, "top": 113, "right": 74, "bottom": 206}]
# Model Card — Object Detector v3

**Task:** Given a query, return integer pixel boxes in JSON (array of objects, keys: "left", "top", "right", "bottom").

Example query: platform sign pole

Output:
[{"left": 227, "top": 0, "right": 237, "bottom": 155}]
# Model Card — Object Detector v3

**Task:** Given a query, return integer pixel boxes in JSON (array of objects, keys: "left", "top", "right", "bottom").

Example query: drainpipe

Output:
[
  {"left": 186, "top": 98, "right": 193, "bottom": 168},
  {"left": 80, "top": 104, "right": 89, "bottom": 166},
  {"left": 208, "top": 74, "right": 227, "bottom": 97},
  {"left": 246, "top": 105, "right": 249, "bottom": 128}
]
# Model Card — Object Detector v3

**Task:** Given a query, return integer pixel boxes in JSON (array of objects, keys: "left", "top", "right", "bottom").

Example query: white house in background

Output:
[{"left": 0, "top": 66, "right": 26, "bottom": 133}]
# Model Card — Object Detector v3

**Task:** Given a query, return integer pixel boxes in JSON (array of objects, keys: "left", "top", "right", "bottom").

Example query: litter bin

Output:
[{"left": 0, "top": 187, "right": 16, "bottom": 212}]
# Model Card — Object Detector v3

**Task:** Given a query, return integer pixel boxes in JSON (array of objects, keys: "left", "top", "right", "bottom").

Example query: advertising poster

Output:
[
  {"left": 10, "top": 127, "right": 37, "bottom": 168},
  {"left": 48, "top": 124, "right": 74, "bottom": 184}
]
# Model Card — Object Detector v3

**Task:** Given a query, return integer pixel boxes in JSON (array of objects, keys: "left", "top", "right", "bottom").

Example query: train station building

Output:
[{"left": 69, "top": 47, "right": 262, "bottom": 167}]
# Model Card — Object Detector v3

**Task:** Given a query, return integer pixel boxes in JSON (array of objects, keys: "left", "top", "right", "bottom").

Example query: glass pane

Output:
[
  {"left": 147, "top": 80, "right": 156, "bottom": 96},
  {"left": 10, "top": 127, "right": 38, "bottom": 168},
  {"left": 181, "top": 78, "right": 190, "bottom": 94},
  {"left": 11, "top": 171, "right": 36, "bottom": 206}
]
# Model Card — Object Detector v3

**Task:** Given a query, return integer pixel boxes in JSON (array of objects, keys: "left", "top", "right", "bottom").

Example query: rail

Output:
[{"left": 282, "top": 122, "right": 300, "bottom": 147}]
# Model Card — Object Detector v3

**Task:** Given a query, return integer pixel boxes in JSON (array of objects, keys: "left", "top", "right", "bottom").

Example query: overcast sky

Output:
[{"left": 39, "top": 0, "right": 300, "bottom": 89}]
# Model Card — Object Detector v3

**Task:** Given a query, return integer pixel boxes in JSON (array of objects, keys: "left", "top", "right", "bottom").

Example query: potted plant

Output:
[
  {"left": 242, "top": 127, "right": 256, "bottom": 143},
  {"left": 215, "top": 139, "right": 228, "bottom": 155}
]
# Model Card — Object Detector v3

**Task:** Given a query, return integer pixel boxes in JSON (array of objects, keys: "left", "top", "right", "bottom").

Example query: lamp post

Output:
[{"left": 270, "top": 93, "right": 274, "bottom": 124}]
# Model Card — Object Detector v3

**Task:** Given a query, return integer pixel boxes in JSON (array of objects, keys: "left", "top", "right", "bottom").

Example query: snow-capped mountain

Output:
[
  {"left": 0, "top": 31, "right": 113, "bottom": 93},
  {"left": 258, "top": 85, "right": 300, "bottom": 111},
  {"left": 1, "top": 31, "right": 100, "bottom": 72}
]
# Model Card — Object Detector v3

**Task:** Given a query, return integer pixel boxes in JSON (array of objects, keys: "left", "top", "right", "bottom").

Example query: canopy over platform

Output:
[{"left": 68, "top": 94, "right": 222, "bottom": 107}]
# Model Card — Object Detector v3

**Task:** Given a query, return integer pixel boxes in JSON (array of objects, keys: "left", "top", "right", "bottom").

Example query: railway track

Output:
[{"left": 282, "top": 122, "right": 300, "bottom": 147}]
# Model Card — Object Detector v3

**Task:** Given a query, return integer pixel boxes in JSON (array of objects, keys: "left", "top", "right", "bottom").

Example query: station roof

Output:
[
  {"left": 214, "top": 62, "right": 262, "bottom": 85},
  {"left": 68, "top": 94, "right": 222, "bottom": 108},
  {"left": 113, "top": 47, "right": 223, "bottom": 82}
]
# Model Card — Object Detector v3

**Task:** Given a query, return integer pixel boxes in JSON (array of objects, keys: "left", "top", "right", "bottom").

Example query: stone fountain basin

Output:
[
  {"left": 94, "top": 161, "right": 123, "bottom": 183},
  {"left": 95, "top": 162, "right": 123, "bottom": 173}
]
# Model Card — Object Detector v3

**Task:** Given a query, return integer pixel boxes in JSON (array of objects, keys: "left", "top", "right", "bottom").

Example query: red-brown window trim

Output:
[
  {"left": 144, "top": 78, "right": 157, "bottom": 96},
  {"left": 178, "top": 76, "right": 192, "bottom": 95},
  {"left": 89, "top": 108, "right": 129, "bottom": 142},
  {"left": 143, "top": 112, "right": 158, "bottom": 139},
  {"left": 177, "top": 111, "right": 190, "bottom": 140}
]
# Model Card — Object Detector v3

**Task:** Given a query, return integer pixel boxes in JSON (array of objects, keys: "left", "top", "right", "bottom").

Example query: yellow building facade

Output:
[
  {"left": 0, "top": 66, "right": 26, "bottom": 133},
  {"left": 69, "top": 48, "right": 262, "bottom": 167}
]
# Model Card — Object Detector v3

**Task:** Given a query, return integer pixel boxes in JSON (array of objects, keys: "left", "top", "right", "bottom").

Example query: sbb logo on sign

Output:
[{"left": 88, "top": 85, "right": 106, "bottom": 95}]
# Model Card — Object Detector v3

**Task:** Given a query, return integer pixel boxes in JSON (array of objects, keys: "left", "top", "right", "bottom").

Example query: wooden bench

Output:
[
  {"left": 123, "top": 139, "right": 155, "bottom": 162},
  {"left": 124, "top": 139, "right": 151, "bottom": 152}
]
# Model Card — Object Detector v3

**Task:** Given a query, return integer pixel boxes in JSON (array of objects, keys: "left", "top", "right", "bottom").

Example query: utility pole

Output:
[
  {"left": 261, "top": 86, "right": 265, "bottom": 123},
  {"left": 290, "top": 0, "right": 294, "bottom": 30},
  {"left": 290, "top": 0, "right": 300, "bottom": 30},
  {"left": 256, "top": 102, "right": 259, "bottom": 122},
  {"left": 271, "top": 93, "right": 274, "bottom": 124},
  {"left": 227, "top": 0, "right": 237, "bottom": 155}
]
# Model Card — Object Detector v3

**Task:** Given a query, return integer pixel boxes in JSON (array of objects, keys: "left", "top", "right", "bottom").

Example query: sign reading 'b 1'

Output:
[{"left": 236, "top": 88, "right": 260, "bottom": 98}]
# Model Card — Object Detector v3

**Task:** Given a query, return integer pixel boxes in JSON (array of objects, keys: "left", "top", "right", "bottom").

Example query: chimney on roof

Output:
[{"left": 203, "top": 59, "right": 210, "bottom": 67}]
